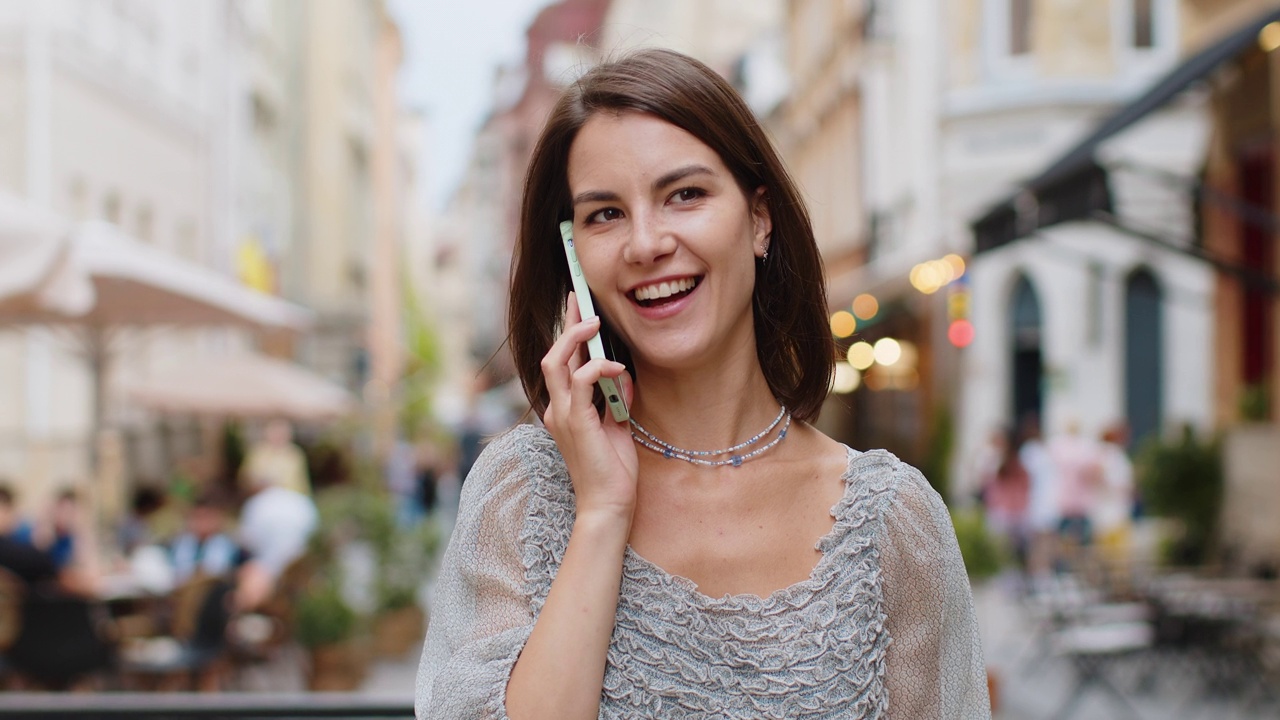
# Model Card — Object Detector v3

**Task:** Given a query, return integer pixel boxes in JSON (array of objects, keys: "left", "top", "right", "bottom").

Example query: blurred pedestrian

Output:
[
  {"left": 0, "top": 481, "right": 33, "bottom": 542},
  {"left": 983, "top": 428, "right": 1030, "bottom": 573},
  {"left": 233, "top": 475, "right": 317, "bottom": 612},
  {"left": 239, "top": 419, "right": 310, "bottom": 496},
  {"left": 387, "top": 439, "right": 421, "bottom": 526},
  {"left": 29, "top": 489, "right": 92, "bottom": 575},
  {"left": 1048, "top": 421, "right": 1103, "bottom": 573},
  {"left": 1093, "top": 423, "right": 1135, "bottom": 584},
  {"left": 170, "top": 490, "right": 241, "bottom": 585},
  {"left": 415, "top": 440, "right": 443, "bottom": 517},
  {"left": 118, "top": 485, "right": 166, "bottom": 556},
  {"left": 1019, "top": 415, "right": 1059, "bottom": 579}
]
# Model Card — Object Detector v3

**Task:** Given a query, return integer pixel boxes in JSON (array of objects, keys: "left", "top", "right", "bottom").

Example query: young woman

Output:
[{"left": 417, "top": 49, "right": 990, "bottom": 719}]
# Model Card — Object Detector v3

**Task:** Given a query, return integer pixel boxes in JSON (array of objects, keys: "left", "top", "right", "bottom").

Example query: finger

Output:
[
  {"left": 569, "top": 358, "right": 627, "bottom": 424},
  {"left": 542, "top": 315, "right": 601, "bottom": 399},
  {"left": 562, "top": 292, "right": 589, "bottom": 375},
  {"left": 566, "top": 290, "right": 583, "bottom": 325}
]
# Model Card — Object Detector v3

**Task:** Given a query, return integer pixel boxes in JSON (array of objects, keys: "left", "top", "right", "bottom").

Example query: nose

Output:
[{"left": 621, "top": 213, "right": 677, "bottom": 265}]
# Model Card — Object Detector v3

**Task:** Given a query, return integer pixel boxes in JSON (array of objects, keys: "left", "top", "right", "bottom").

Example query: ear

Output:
[{"left": 750, "top": 187, "right": 773, "bottom": 257}]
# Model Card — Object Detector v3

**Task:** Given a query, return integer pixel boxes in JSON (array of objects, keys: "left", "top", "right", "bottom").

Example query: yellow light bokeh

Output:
[
  {"left": 852, "top": 293, "right": 879, "bottom": 320},
  {"left": 873, "top": 337, "right": 902, "bottom": 366},
  {"left": 895, "top": 340, "right": 918, "bottom": 369},
  {"left": 912, "top": 263, "right": 942, "bottom": 294},
  {"left": 829, "top": 310, "right": 857, "bottom": 338},
  {"left": 943, "top": 253, "right": 966, "bottom": 279},
  {"left": 1261, "top": 22, "right": 1280, "bottom": 53},
  {"left": 846, "top": 341, "right": 876, "bottom": 370},
  {"left": 831, "top": 362, "right": 861, "bottom": 394}
]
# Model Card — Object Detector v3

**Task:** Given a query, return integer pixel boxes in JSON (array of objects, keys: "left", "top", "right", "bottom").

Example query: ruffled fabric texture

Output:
[{"left": 416, "top": 424, "right": 991, "bottom": 719}]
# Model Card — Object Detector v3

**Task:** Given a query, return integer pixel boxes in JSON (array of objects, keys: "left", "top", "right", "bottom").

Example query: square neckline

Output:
[{"left": 620, "top": 445, "right": 863, "bottom": 609}]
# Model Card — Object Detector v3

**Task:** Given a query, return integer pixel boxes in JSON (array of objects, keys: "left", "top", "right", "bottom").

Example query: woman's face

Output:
[{"left": 566, "top": 111, "right": 771, "bottom": 374}]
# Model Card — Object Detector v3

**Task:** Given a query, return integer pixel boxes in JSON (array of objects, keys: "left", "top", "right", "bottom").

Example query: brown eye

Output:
[
  {"left": 587, "top": 207, "right": 623, "bottom": 224},
  {"left": 673, "top": 188, "right": 705, "bottom": 203}
]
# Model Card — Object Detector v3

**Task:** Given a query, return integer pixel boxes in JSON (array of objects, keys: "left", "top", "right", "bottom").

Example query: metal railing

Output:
[{"left": 0, "top": 693, "right": 413, "bottom": 719}]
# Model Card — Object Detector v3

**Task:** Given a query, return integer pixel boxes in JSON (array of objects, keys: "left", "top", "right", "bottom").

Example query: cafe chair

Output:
[{"left": 5, "top": 584, "right": 116, "bottom": 690}]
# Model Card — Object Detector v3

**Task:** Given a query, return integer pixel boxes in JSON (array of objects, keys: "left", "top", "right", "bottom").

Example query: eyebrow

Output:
[{"left": 571, "top": 164, "right": 717, "bottom": 207}]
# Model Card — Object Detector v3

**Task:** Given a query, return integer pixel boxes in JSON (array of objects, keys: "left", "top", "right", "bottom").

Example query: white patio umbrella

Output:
[
  {"left": 125, "top": 352, "right": 355, "bottom": 421},
  {"left": 0, "top": 220, "right": 315, "bottom": 464},
  {"left": 0, "top": 192, "right": 94, "bottom": 317}
]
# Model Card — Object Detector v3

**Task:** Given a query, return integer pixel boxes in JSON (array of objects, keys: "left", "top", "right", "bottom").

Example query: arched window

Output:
[
  {"left": 1010, "top": 274, "right": 1043, "bottom": 428},
  {"left": 1125, "top": 268, "right": 1164, "bottom": 449}
]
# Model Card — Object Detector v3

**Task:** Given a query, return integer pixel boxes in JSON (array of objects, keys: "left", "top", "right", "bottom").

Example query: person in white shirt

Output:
[{"left": 233, "top": 477, "right": 317, "bottom": 611}]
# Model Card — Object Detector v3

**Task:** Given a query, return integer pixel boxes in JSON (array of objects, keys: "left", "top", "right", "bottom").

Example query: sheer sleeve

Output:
[
  {"left": 416, "top": 426, "right": 538, "bottom": 720},
  {"left": 880, "top": 464, "right": 991, "bottom": 719}
]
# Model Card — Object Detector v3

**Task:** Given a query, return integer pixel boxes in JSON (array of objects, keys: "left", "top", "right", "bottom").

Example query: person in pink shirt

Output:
[{"left": 1047, "top": 421, "right": 1103, "bottom": 572}]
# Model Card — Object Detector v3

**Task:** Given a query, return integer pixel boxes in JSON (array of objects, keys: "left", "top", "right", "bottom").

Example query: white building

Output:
[
  {"left": 779, "top": 0, "right": 1211, "bottom": 496},
  {"left": 951, "top": 0, "right": 1215, "bottom": 496},
  {"left": 0, "top": 0, "right": 241, "bottom": 500}
]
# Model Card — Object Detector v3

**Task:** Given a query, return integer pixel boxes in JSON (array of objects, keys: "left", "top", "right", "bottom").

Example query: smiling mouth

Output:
[{"left": 630, "top": 276, "right": 701, "bottom": 308}]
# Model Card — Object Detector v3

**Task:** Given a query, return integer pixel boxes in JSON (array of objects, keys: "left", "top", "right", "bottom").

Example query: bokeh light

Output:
[
  {"left": 948, "top": 319, "right": 975, "bottom": 348},
  {"left": 831, "top": 362, "right": 861, "bottom": 394},
  {"left": 895, "top": 340, "right": 918, "bottom": 369},
  {"left": 846, "top": 341, "right": 876, "bottom": 370},
  {"left": 863, "top": 366, "right": 890, "bottom": 391},
  {"left": 1261, "top": 21, "right": 1280, "bottom": 53},
  {"left": 873, "top": 337, "right": 902, "bottom": 366},
  {"left": 852, "top": 293, "right": 879, "bottom": 320},
  {"left": 943, "top": 253, "right": 966, "bottom": 279},
  {"left": 829, "top": 310, "right": 857, "bottom": 338}
]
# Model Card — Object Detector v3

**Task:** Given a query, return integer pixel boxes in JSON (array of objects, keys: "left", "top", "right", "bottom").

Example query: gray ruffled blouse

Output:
[{"left": 416, "top": 424, "right": 991, "bottom": 719}]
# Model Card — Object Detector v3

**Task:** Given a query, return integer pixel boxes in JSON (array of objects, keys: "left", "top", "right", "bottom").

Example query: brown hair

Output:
[{"left": 508, "top": 48, "right": 835, "bottom": 422}]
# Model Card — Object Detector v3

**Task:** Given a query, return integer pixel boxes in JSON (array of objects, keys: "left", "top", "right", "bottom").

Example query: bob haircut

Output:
[{"left": 508, "top": 48, "right": 835, "bottom": 423}]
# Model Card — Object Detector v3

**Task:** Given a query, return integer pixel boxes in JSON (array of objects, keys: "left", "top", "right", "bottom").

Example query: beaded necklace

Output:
[{"left": 629, "top": 407, "right": 792, "bottom": 468}]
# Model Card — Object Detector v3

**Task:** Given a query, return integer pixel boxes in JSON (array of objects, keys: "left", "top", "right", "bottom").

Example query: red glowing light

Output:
[{"left": 948, "top": 319, "right": 974, "bottom": 348}]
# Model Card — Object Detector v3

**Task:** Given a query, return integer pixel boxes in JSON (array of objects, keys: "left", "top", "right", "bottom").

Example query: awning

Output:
[
  {"left": 972, "top": 7, "right": 1280, "bottom": 255},
  {"left": 125, "top": 351, "right": 355, "bottom": 421},
  {"left": 0, "top": 192, "right": 94, "bottom": 318},
  {"left": 0, "top": 221, "right": 313, "bottom": 332}
]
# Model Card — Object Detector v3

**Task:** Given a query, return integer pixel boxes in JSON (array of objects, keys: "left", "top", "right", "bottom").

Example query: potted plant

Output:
[
  {"left": 373, "top": 519, "right": 440, "bottom": 658},
  {"left": 1135, "top": 425, "right": 1223, "bottom": 567},
  {"left": 294, "top": 581, "right": 361, "bottom": 691}
]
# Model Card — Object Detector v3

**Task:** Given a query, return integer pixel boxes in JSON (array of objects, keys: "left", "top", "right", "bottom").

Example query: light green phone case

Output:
[{"left": 560, "top": 221, "right": 630, "bottom": 422}]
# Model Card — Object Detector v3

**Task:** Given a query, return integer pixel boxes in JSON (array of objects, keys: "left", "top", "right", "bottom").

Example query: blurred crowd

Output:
[
  {"left": 975, "top": 417, "right": 1138, "bottom": 586},
  {"left": 0, "top": 418, "right": 458, "bottom": 692}
]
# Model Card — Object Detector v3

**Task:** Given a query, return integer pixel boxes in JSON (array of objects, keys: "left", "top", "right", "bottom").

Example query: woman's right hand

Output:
[{"left": 540, "top": 292, "right": 638, "bottom": 523}]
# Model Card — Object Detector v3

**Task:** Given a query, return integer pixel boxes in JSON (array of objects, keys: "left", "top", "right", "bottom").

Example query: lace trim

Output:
[{"left": 515, "top": 425, "right": 908, "bottom": 717}]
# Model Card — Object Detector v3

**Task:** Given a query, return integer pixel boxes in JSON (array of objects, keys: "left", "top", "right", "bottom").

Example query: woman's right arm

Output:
[{"left": 505, "top": 296, "right": 638, "bottom": 720}]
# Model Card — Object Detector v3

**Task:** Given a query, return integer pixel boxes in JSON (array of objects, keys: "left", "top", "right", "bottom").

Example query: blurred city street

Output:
[{"left": 2, "top": 0, "right": 1280, "bottom": 715}]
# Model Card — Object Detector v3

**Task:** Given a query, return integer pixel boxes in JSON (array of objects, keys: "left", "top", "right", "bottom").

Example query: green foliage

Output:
[
  {"left": 1135, "top": 425, "right": 1223, "bottom": 566},
  {"left": 951, "top": 509, "right": 1004, "bottom": 581},
  {"left": 399, "top": 268, "right": 444, "bottom": 439},
  {"left": 1239, "top": 383, "right": 1271, "bottom": 422},
  {"left": 294, "top": 582, "right": 358, "bottom": 647},
  {"left": 922, "top": 406, "right": 954, "bottom": 500},
  {"left": 312, "top": 483, "right": 442, "bottom": 614},
  {"left": 376, "top": 518, "right": 441, "bottom": 612}
]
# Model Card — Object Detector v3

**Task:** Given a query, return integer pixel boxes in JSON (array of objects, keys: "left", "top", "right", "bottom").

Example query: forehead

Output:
[{"left": 567, "top": 111, "right": 727, "bottom": 189}]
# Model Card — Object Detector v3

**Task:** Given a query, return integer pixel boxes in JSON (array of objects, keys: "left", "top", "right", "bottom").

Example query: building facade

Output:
[{"left": 0, "top": 0, "right": 409, "bottom": 502}]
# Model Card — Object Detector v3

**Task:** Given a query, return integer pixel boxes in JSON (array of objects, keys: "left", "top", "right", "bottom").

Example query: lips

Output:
[{"left": 630, "top": 276, "right": 700, "bottom": 307}]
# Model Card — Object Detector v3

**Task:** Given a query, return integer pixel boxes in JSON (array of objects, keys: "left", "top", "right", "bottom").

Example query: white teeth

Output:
[{"left": 634, "top": 277, "right": 696, "bottom": 302}]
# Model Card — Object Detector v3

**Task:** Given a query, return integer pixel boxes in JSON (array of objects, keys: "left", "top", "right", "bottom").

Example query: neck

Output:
[{"left": 628, "top": 347, "right": 781, "bottom": 453}]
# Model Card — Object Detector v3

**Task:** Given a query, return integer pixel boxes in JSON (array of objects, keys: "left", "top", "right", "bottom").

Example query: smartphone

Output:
[{"left": 559, "top": 220, "right": 630, "bottom": 422}]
